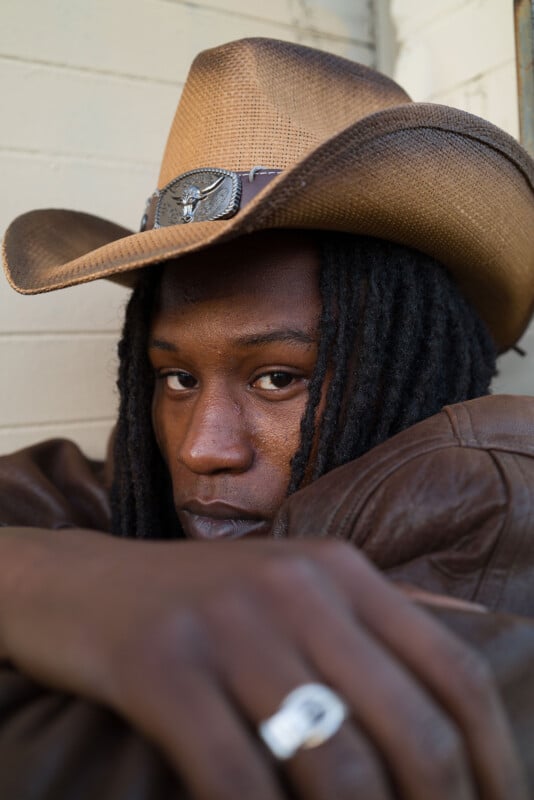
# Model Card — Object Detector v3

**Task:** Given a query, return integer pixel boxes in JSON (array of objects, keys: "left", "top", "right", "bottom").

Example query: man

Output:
[{"left": 1, "top": 38, "right": 534, "bottom": 799}]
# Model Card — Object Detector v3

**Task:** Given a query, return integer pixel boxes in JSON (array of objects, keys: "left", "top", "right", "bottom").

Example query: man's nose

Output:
[{"left": 177, "top": 389, "right": 254, "bottom": 475}]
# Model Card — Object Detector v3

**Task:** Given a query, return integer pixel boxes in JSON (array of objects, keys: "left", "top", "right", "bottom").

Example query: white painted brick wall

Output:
[
  {"left": 1, "top": 0, "right": 375, "bottom": 458},
  {"left": 389, "top": 0, "right": 533, "bottom": 395},
  {"left": 392, "top": 0, "right": 518, "bottom": 136}
]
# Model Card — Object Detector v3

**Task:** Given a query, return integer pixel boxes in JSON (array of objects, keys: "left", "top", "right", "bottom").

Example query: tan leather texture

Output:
[{"left": 0, "top": 393, "right": 533, "bottom": 796}]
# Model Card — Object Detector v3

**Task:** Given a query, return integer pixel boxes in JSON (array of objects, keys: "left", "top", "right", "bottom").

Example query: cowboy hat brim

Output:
[{"left": 3, "top": 103, "right": 534, "bottom": 353}]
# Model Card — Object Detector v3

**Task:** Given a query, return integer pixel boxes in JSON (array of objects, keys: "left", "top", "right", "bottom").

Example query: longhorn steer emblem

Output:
[
  {"left": 154, "top": 169, "right": 242, "bottom": 228},
  {"left": 172, "top": 176, "right": 225, "bottom": 223}
]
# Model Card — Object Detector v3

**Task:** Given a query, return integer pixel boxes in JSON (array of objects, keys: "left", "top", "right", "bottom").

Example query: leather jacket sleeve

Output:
[
  {"left": 0, "top": 438, "right": 111, "bottom": 533},
  {"left": 0, "top": 664, "right": 181, "bottom": 799}
]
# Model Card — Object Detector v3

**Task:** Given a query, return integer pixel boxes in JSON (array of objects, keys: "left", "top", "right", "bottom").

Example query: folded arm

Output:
[{"left": 0, "top": 526, "right": 530, "bottom": 799}]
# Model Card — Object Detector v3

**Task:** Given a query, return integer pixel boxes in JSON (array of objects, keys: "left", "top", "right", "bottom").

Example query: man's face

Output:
[{"left": 149, "top": 231, "right": 321, "bottom": 540}]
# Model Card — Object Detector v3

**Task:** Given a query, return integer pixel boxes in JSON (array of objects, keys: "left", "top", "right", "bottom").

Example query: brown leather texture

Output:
[
  {"left": 0, "top": 668, "right": 179, "bottom": 799},
  {"left": 0, "top": 393, "right": 533, "bottom": 796},
  {"left": 0, "top": 438, "right": 111, "bottom": 533},
  {"left": 273, "top": 393, "right": 534, "bottom": 617}
]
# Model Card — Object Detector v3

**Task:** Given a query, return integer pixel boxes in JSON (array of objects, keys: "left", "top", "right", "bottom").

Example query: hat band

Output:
[{"left": 140, "top": 167, "right": 281, "bottom": 231}]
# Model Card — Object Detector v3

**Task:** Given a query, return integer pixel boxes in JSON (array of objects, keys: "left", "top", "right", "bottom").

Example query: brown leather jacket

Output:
[{"left": 0, "top": 394, "right": 533, "bottom": 797}]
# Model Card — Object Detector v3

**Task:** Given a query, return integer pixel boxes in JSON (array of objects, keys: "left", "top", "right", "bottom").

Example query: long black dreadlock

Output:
[{"left": 110, "top": 233, "right": 497, "bottom": 539}]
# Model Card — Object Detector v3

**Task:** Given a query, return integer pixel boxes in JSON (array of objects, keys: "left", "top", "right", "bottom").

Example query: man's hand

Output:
[{"left": 0, "top": 529, "right": 527, "bottom": 799}]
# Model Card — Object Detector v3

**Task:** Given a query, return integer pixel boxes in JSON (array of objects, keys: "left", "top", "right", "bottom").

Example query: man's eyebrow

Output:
[
  {"left": 149, "top": 330, "right": 316, "bottom": 351},
  {"left": 234, "top": 329, "right": 316, "bottom": 347}
]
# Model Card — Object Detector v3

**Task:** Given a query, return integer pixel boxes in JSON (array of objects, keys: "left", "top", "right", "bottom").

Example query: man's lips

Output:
[{"left": 177, "top": 501, "right": 272, "bottom": 540}]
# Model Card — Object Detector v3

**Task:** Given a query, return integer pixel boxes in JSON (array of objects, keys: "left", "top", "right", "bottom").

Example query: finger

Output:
[
  {"left": 318, "top": 543, "right": 528, "bottom": 800},
  {"left": 258, "top": 558, "right": 476, "bottom": 800},
  {"left": 301, "top": 592, "right": 475, "bottom": 799},
  {"left": 204, "top": 593, "right": 392, "bottom": 800},
  {"left": 116, "top": 657, "right": 285, "bottom": 800},
  {"left": 289, "top": 727, "right": 392, "bottom": 800}
]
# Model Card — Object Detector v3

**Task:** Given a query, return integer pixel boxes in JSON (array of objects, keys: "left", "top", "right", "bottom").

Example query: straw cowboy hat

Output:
[{"left": 3, "top": 37, "right": 534, "bottom": 351}]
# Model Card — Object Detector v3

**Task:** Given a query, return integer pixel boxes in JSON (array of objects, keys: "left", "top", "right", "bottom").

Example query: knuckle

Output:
[
  {"left": 450, "top": 641, "right": 498, "bottom": 709},
  {"left": 461, "top": 645, "right": 495, "bottom": 692},
  {"left": 135, "top": 607, "right": 208, "bottom": 670},
  {"left": 109, "top": 610, "right": 204, "bottom": 707},
  {"left": 199, "top": 583, "right": 256, "bottom": 629},
  {"left": 417, "top": 715, "right": 467, "bottom": 790},
  {"left": 329, "top": 754, "right": 388, "bottom": 799},
  {"left": 165, "top": 607, "right": 207, "bottom": 652},
  {"left": 313, "top": 536, "right": 365, "bottom": 569},
  {"left": 301, "top": 732, "right": 389, "bottom": 799},
  {"left": 257, "top": 552, "right": 322, "bottom": 596}
]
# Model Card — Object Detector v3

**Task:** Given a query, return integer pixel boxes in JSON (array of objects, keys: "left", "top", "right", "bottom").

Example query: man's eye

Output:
[
  {"left": 165, "top": 372, "right": 197, "bottom": 391},
  {"left": 254, "top": 372, "right": 296, "bottom": 391}
]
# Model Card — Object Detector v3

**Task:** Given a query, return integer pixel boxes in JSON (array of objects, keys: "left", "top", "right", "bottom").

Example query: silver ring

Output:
[{"left": 258, "top": 683, "right": 348, "bottom": 760}]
